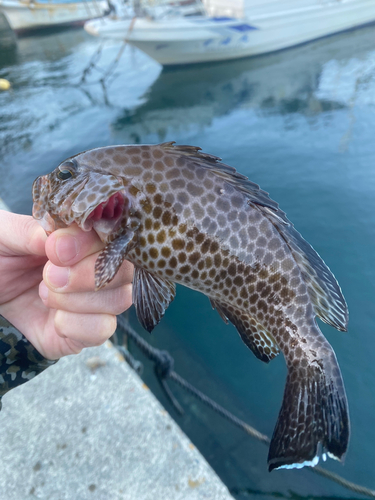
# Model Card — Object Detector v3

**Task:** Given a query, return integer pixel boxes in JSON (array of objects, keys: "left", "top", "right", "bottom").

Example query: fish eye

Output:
[
  {"left": 57, "top": 160, "right": 76, "bottom": 181},
  {"left": 57, "top": 168, "right": 73, "bottom": 180}
]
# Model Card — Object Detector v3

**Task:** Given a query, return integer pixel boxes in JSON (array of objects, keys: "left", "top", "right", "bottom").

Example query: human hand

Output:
[{"left": 0, "top": 210, "right": 133, "bottom": 360}]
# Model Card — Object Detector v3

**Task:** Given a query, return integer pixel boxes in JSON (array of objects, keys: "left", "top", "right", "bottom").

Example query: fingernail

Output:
[
  {"left": 56, "top": 235, "right": 78, "bottom": 264},
  {"left": 39, "top": 281, "right": 49, "bottom": 301},
  {"left": 47, "top": 263, "right": 69, "bottom": 289}
]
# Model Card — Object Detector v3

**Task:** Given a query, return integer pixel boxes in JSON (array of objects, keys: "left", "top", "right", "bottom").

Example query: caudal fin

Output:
[{"left": 268, "top": 354, "right": 350, "bottom": 471}]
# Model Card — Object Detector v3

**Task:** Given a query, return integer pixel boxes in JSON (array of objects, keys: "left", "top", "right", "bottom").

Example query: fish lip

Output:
[
  {"left": 32, "top": 175, "right": 62, "bottom": 233},
  {"left": 32, "top": 175, "right": 49, "bottom": 219}
]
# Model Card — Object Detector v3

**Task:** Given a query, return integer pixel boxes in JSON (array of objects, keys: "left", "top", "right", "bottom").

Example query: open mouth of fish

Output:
[
  {"left": 83, "top": 191, "right": 127, "bottom": 238},
  {"left": 86, "top": 192, "right": 125, "bottom": 222}
]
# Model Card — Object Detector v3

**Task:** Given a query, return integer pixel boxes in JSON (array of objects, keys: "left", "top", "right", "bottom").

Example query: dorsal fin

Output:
[
  {"left": 273, "top": 224, "right": 348, "bottom": 331},
  {"left": 162, "top": 142, "right": 348, "bottom": 332},
  {"left": 209, "top": 299, "right": 280, "bottom": 363}
]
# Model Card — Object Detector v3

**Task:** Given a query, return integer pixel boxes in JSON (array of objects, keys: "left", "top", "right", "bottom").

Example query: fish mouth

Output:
[
  {"left": 32, "top": 174, "right": 69, "bottom": 234},
  {"left": 84, "top": 191, "right": 126, "bottom": 239},
  {"left": 87, "top": 191, "right": 125, "bottom": 221}
]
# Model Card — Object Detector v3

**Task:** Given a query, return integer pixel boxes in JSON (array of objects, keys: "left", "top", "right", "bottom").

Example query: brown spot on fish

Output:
[
  {"left": 154, "top": 160, "right": 165, "bottom": 171},
  {"left": 164, "top": 156, "right": 174, "bottom": 167},
  {"left": 172, "top": 239, "right": 185, "bottom": 251},
  {"left": 153, "top": 207, "right": 162, "bottom": 219},
  {"left": 146, "top": 183, "right": 156, "bottom": 194},
  {"left": 128, "top": 185, "right": 139, "bottom": 197},
  {"left": 178, "top": 253, "right": 186, "bottom": 263},
  {"left": 149, "top": 247, "right": 158, "bottom": 259},
  {"left": 186, "top": 241, "right": 194, "bottom": 252},
  {"left": 153, "top": 148, "right": 163, "bottom": 159},
  {"left": 157, "top": 230, "right": 167, "bottom": 244},
  {"left": 233, "top": 276, "right": 243, "bottom": 287},
  {"left": 153, "top": 193, "right": 163, "bottom": 205},
  {"left": 169, "top": 257, "right": 177, "bottom": 268},
  {"left": 143, "top": 159, "right": 153, "bottom": 169},
  {"left": 162, "top": 211, "right": 172, "bottom": 225},
  {"left": 161, "top": 247, "right": 171, "bottom": 258}
]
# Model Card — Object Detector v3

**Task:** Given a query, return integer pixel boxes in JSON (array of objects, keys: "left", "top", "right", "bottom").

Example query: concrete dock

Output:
[{"left": 0, "top": 341, "right": 234, "bottom": 500}]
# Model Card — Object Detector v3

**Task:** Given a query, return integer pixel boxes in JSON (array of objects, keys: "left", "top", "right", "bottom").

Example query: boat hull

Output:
[
  {"left": 0, "top": 0, "right": 107, "bottom": 32},
  {"left": 84, "top": 0, "right": 375, "bottom": 65}
]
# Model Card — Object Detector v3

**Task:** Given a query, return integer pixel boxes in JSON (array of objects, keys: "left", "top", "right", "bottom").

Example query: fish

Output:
[{"left": 32, "top": 142, "right": 349, "bottom": 471}]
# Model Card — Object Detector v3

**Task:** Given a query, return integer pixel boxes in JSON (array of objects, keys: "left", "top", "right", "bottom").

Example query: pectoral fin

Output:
[
  {"left": 133, "top": 267, "right": 176, "bottom": 333},
  {"left": 210, "top": 299, "right": 280, "bottom": 363},
  {"left": 95, "top": 230, "right": 135, "bottom": 290}
]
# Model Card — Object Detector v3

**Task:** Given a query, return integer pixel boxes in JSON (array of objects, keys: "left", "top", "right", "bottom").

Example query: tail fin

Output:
[{"left": 268, "top": 353, "right": 350, "bottom": 471}]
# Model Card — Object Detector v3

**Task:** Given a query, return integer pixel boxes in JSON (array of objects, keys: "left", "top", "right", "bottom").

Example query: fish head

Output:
[{"left": 32, "top": 156, "right": 127, "bottom": 242}]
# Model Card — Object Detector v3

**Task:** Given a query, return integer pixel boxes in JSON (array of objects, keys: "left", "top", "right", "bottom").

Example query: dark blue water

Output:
[{"left": 1, "top": 22, "right": 375, "bottom": 499}]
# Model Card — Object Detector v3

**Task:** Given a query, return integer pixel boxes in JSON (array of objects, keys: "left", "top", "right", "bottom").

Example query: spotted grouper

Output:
[{"left": 32, "top": 142, "right": 349, "bottom": 471}]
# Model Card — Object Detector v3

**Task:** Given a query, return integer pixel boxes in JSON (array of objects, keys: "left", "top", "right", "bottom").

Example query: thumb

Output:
[{"left": 0, "top": 210, "right": 47, "bottom": 257}]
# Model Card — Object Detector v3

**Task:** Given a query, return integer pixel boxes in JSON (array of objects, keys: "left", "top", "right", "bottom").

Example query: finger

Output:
[
  {"left": 39, "top": 281, "right": 132, "bottom": 316},
  {"left": 43, "top": 255, "right": 134, "bottom": 293},
  {"left": 45, "top": 224, "right": 104, "bottom": 267},
  {"left": 0, "top": 211, "right": 47, "bottom": 257},
  {"left": 54, "top": 311, "right": 117, "bottom": 347}
]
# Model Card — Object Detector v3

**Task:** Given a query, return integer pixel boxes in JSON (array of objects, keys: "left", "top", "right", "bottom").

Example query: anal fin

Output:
[
  {"left": 209, "top": 298, "right": 229, "bottom": 324},
  {"left": 133, "top": 267, "right": 176, "bottom": 333},
  {"left": 210, "top": 299, "right": 280, "bottom": 363}
]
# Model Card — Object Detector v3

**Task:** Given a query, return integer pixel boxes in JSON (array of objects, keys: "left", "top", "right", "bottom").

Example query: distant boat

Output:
[
  {"left": 0, "top": 0, "right": 108, "bottom": 33},
  {"left": 84, "top": 0, "right": 375, "bottom": 66}
]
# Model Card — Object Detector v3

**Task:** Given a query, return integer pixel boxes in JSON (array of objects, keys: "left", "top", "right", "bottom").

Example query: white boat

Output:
[
  {"left": 0, "top": 0, "right": 108, "bottom": 33},
  {"left": 84, "top": 0, "right": 375, "bottom": 66}
]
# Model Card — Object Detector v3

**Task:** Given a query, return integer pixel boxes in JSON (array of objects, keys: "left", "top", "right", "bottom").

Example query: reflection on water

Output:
[
  {"left": 0, "top": 13, "right": 16, "bottom": 61},
  {"left": 1, "top": 22, "right": 375, "bottom": 500},
  {"left": 2, "top": 24, "right": 374, "bottom": 166},
  {"left": 0, "top": 30, "right": 161, "bottom": 212},
  {"left": 317, "top": 53, "right": 375, "bottom": 106},
  {"left": 111, "top": 27, "right": 375, "bottom": 143}
]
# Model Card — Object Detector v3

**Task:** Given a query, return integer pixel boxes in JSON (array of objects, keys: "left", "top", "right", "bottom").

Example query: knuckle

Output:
[{"left": 54, "top": 310, "right": 68, "bottom": 338}]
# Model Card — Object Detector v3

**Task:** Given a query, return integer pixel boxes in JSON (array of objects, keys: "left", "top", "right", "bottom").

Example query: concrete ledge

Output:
[{"left": 0, "top": 342, "right": 233, "bottom": 500}]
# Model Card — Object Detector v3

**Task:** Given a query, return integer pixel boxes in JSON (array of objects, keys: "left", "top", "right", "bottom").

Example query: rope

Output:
[
  {"left": 311, "top": 467, "right": 375, "bottom": 498},
  {"left": 116, "top": 315, "right": 375, "bottom": 498},
  {"left": 170, "top": 370, "right": 270, "bottom": 444}
]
